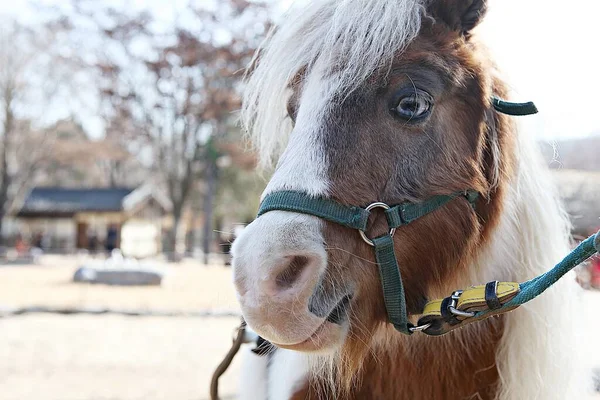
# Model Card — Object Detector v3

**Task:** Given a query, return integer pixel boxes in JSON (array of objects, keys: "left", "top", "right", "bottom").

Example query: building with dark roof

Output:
[
  {"left": 19, "top": 188, "right": 137, "bottom": 217},
  {"left": 11, "top": 185, "right": 172, "bottom": 257}
]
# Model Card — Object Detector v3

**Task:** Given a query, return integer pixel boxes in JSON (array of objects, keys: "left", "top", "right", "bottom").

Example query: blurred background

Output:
[{"left": 0, "top": 1, "right": 598, "bottom": 399}]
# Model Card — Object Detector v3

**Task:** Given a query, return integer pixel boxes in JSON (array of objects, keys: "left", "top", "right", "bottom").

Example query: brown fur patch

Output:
[{"left": 291, "top": 320, "right": 504, "bottom": 400}]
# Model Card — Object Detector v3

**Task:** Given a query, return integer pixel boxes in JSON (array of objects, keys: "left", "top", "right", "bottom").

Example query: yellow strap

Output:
[
  {"left": 458, "top": 282, "right": 519, "bottom": 311},
  {"left": 422, "top": 299, "right": 443, "bottom": 318},
  {"left": 421, "top": 282, "right": 520, "bottom": 318}
]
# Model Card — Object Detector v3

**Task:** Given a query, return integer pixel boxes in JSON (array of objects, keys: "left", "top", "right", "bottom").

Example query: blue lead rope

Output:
[{"left": 477, "top": 231, "right": 600, "bottom": 318}]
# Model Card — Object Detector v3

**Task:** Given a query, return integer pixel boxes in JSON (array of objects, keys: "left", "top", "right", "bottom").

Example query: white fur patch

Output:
[
  {"left": 238, "top": 347, "right": 269, "bottom": 400},
  {"left": 268, "top": 349, "right": 310, "bottom": 400},
  {"left": 232, "top": 211, "right": 325, "bottom": 307},
  {"left": 261, "top": 67, "right": 333, "bottom": 198},
  {"left": 239, "top": 348, "right": 309, "bottom": 400}
]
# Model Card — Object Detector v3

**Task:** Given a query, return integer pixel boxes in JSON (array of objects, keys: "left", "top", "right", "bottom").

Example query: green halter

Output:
[
  {"left": 256, "top": 98, "right": 600, "bottom": 336},
  {"left": 258, "top": 189, "right": 479, "bottom": 334}
]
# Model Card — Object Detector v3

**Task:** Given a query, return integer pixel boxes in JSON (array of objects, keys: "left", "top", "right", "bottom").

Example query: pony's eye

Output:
[{"left": 392, "top": 92, "right": 432, "bottom": 121}]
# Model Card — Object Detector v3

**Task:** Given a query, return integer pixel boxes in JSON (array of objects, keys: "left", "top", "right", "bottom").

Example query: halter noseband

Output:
[{"left": 256, "top": 98, "right": 600, "bottom": 336}]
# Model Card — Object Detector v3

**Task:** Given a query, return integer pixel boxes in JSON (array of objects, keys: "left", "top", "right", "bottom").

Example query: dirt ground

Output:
[
  {"left": 2, "top": 256, "right": 600, "bottom": 399},
  {"left": 0, "top": 314, "right": 242, "bottom": 400},
  {"left": 0, "top": 256, "right": 242, "bottom": 400},
  {"left": 0, "top": 255, "right": 239, "bottom": 311}
]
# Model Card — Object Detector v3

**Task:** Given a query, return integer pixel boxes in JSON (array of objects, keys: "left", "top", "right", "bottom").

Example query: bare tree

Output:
[
  {"left": 75, "top": 1, "right": 267, "bottom": 259},
  {"left": 43, "top": 121, "right": 136, "bottom": 188},
  {"left": 0, "top": 19, "right": 73, "bottom": 243}
]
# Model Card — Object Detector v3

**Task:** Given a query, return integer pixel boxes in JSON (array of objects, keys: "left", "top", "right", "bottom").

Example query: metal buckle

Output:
[
  {"left": 448, "top": 290, "right": 476, "bottom": 318},
  {"left": 359, "top": 202, "right": 396, "bottom": 246},
  {"left": 409, "top": 322, "right": 432, "bottom": 333}
]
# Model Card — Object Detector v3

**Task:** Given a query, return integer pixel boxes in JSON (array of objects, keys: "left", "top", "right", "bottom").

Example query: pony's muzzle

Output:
[{"left": 231, "top": 212, "right": 331, "bottom": 345}]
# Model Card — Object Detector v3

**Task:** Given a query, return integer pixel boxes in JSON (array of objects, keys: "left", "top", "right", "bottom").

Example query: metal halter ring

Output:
[
  {"left": 409, "top": 322, "right": 432, "bottom": 333},
  {"left": 448, "top": 290, "right": 476, "bottom": 318},
  {"left": 359, "top": 202, "right": 396, "bottom": 246}
]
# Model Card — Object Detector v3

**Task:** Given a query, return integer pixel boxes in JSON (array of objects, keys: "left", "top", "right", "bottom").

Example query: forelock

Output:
[{"left": 241, "top": 0, "right": 426, "bottom": 168}]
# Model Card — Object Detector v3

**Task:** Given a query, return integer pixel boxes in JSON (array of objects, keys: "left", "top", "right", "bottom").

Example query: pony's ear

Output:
[{"left": 428, "top": 0, "right": 488, "bottom": 34}]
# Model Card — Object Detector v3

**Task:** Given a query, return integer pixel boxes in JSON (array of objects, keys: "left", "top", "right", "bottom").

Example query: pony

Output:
[{"left": 231, "top": 0, "right": 591, "bottom": 398}]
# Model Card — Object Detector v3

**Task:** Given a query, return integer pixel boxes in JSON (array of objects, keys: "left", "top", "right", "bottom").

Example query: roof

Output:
[
  {"left": 122, "top": 183, "right": 172, "bottom": 212},
  {"left": 19, "top": 187, "right": 135, "bottom": 216}
]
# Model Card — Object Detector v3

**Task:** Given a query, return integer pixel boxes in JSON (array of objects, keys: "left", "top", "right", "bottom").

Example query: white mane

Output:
[{"left": 241, "top": 0, "right": 425, "bottom": 168}]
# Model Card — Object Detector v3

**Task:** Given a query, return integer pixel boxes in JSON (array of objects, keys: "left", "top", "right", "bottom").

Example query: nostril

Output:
[{"left": 275, "top": 255, "right": 311, "bottom": 289}]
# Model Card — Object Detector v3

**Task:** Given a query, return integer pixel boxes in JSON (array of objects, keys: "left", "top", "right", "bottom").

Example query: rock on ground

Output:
[{"left": 73, "top": 267, "right": 163, "bottom": 286}]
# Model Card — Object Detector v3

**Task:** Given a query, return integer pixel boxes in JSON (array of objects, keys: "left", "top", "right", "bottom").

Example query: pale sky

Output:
[{"left": 1, "top": 0, "right": 599, "bottom": 141}]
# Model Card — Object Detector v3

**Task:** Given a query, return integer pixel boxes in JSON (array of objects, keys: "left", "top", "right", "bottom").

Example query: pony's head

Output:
[{"left": 233, "top": 0, "right": 511, "bottom": 355}]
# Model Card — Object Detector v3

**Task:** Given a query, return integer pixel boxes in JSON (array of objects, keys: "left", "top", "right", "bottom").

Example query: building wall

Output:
[
  {"left": 7, "top": 199, "right": 167, "bottom": 256},
  {"left": 120, "top": 219, "right": 161, "bottom": 258},
  {"left": 74, "top": 212, "right": 124, "bottom": 249},
  {"left": 75, "top": 212, "right": 123, "bottom": 229}
]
